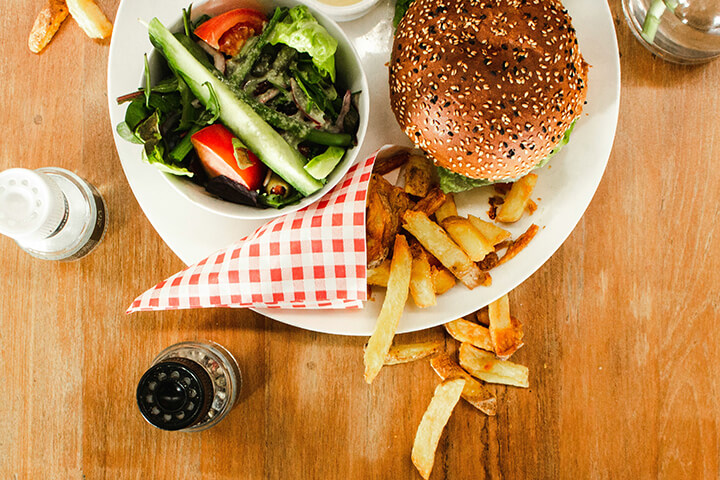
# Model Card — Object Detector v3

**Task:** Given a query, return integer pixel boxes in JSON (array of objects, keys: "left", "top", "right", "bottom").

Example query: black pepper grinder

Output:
[{"left": 136, "top": 341, "right": 242, "bottom": 432}]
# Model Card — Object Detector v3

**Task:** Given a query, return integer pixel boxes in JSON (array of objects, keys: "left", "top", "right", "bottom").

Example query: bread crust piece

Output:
[{"left": 389, "top": 0, "right": 589, "bottom": 181}]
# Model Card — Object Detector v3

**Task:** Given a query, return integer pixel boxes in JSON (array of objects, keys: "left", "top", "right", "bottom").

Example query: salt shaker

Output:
[
  {"left": 0, "top": 167, "right": 106, "bottom": 261},
  {"left": 136, "top": 341, "right": 242, "bottom": 432}
]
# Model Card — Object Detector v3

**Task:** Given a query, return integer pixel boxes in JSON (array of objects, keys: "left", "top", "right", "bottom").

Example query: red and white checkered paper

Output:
[{"left": 127, "top": 154, "right": 376, "bottom": 313}]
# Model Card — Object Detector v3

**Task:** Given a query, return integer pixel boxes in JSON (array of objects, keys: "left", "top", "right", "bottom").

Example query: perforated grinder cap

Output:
[
  {"left": 0, "top": 168, "right": 66, "bottom": 242},
  {"left": 136, "top": 357, "right": 214, "bottom": 431}
]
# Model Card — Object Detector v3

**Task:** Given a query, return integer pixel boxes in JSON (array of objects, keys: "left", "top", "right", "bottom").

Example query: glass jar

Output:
[
  {"left": 136, "top": 341, "right": 242, "bottom": 432},
  {"left": 0, "top": 167, "right": 106, "bottom": 261},
  {"left": 623, "top": 0, "right": 720, "bottom": 64}
]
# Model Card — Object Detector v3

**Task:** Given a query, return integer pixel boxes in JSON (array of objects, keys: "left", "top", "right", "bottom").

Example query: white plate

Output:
[{"left": 108, "top": 0, "right": 620, "bottom": 336}]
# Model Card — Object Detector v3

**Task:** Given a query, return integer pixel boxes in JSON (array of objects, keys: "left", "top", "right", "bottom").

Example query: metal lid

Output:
[
  {"left": 0, "top": 168, "right": 66, "bottom": 242},
  {"left": 136, "top": 357, "right": 214, "bottom": 431}
]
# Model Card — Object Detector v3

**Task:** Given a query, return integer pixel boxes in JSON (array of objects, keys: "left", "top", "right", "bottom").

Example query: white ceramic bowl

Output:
[
  {"left": 302, "top": 0, "right": 382, "bottom": 22},
  {"left": 109, "top": 0, "right": 369, "bottom": 220}
]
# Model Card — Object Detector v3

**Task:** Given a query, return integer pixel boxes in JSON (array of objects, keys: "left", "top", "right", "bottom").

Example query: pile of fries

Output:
[
  {"left": 363, "top": 151, "right": 539, "bottom": 478},
  {"left": 29, "top": 0, "right": 113, "bottom": 54},
  {"left": 366, "top": 151, "right": 539, "bottom": 301}
]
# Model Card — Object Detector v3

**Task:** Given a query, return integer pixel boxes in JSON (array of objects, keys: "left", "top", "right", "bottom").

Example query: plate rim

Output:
[{"left": 108, "top": 0, "right": 621, "bottom": 336}]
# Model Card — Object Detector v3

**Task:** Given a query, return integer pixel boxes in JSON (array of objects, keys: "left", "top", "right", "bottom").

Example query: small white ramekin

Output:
[{"left": 301, "top": 0, "right": 382, "bottom": 22}]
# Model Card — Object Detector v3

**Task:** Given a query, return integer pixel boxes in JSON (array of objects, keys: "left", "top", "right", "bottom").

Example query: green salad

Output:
[{"left": 116, "top": 5, "right": 360, "bottom": 209}]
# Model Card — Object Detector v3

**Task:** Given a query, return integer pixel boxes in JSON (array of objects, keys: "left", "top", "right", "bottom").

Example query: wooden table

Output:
[{"left": 2, "top": 1, "right": 719, "bottom": 478}]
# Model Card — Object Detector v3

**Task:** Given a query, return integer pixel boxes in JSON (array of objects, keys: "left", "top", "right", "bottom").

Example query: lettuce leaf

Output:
[
  {"left": 394, "top": 0, "right": 415, "bottom": 27},
  {"left": 437, "top": 168, "right": 496, "bottom": 193},
  {"left": 268, "top": 6, "right": 337, "bottom": 81}
]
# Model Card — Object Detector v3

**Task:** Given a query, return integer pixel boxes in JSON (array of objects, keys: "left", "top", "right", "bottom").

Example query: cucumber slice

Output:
[{"left": 147, "top": 18, "right": 323, "bottom": 197}]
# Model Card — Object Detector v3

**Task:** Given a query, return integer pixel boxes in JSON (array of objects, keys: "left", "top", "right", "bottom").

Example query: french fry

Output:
[
  {"left": 496, "top": 173, "right": 538, "bottom": 223},
  {"left": 430, "top": 352, "right": 497, "bottom": 415},
  {"left": 494, "top": 239, "right": 513, "bottom": 253},
  {"left": 364, "top": 235, "right": 412, "bottom": 384},
  {"left": 488, "top": 295, "right": 524, "bottom": 359},
  {"left": 363, "top": 340, "right": 444, "bottom": 365},
  {"left": 440, "top": 216, "right": 495, "bottom": 262},
  {"left": 67, "top": 0, "right": 112, "bottom": 39},
  {"left": 459, "top": 343, "right": 529, "bottom": 388},
  {"left": 374, "top": 151, "right": 409, "bottom": 175},
  {"left": 467, "top": 215, "right": 512, "bottom": 246},
  {"left": 434, "top": 193, "right": 457, "bottom": 223},
  {"left": 497, "top": 224, "right": 540, "bottom": 266},
  {"left": 402, "top": 210, "right": 484, "bottom": 289},
  {"left": 444, "top": 319, "right": 494, "bottom": 352},
  {"left": 404, "top": 154, "right": 436, "bottom": 197},
  {"left": 431, "top": 267, "right": 456, "bottom": 294},
  {"left": 28, "top": 0, "right": 69, "bottom": 54},
  {"left": 367, "top": 259, "right": 391, "bottom": 287},
  {"left": 413, "top": 187, "right": 446, "bottom": 217},
  {"left": 411, "top": 378, "right": 466, "bottom": 480},
  {"left": 409, "top": 248, "right": 437, "bottom": 308}
]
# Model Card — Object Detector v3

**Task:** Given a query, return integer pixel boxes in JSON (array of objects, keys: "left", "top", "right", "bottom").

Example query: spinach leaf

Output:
[
  {"left": 116, "top": 122, "right": 143, "bottom": 144},
  {"left": 125, "top": 97, "right": 150, "bottom": 130}
]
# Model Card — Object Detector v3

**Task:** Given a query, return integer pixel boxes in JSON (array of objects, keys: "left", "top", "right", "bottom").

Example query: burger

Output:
[{"left": 389, "top": 0, "right": 589, "bottom": 193}]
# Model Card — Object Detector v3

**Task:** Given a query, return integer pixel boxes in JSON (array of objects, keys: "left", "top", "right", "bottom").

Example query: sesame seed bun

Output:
[{"left": 389, "top": 0, "right": 589, "bottom": 181}]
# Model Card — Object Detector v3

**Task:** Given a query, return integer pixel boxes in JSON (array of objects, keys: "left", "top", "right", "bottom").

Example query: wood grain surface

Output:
[{"left": 1, "top": 1, "right": 719, "bottom": 478}]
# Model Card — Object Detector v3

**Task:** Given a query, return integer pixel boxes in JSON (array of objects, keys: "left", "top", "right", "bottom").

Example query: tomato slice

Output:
[
  {"left": 194, "top": 8, "right": 266, "bottom": 51},
  {"left": 218, "top": 24, "right": 257, "bottom": 57},
  {"left": 191, "top": 124, "right": 266, "bottom": 191}
]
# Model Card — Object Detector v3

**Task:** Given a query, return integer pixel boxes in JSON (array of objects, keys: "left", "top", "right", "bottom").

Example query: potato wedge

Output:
[
  {"left": 444, "top": 318, "right": 494, "bottom": 352},
  {"left": 410, "top": 247, "right": 437, "bottom": 308},
  {"left": 364, "top": 235, "right": 412, "bottom": 384},
  {"left": 430, "top": 352, "right": 497, "bottom": 415},
  {"left": 373, "top": 151, "right": 408, "bottom": 175},
  {"left": 67, "top": 0, "right": 113, "bottom": 39},
  {"left": 366, "top": 187, "right": 393, "bottom": 268},
  {"left": 402, "top": 210, "right": 484, "bottom": 289},
  {"left": 404, "top": 154, "right": 436, "bottom": 197},
  {"left": 413, "top": 187, "right": 447, "bottom": 217},
  {"left": 496, "top": 173, "right": 538, "bottom": 223},
  {"left": 467, "top": 215, "right": 512, "bottom": 246},
  {"left": 431, "top": 267, "right": 456, "bottom": 295},
  {"left": 433, "top": 193, "right": 457, "bottom": 223},
  {"left": 411, "top": 378, "right": 466, "bottom": 480},
  {"left": 440, "top": 216, "right": 495, "bottom": 262},
  {"left": 477, "top": 251, "right": 500, "bottom": 271},
  {"left": 488, "top": 294, "right": 524, "bottom": 359},
  {"left": 363, "top": 340, "right": 444, "bottom": 365},
  {"left": 475, "top": 307, "right": 490, "bottom": 326},
  {"left": 28, "top": 0, "right": 69, "bottom": 54},
  {"left": 459, "top": 343, "right": 529, "bottom": 388},
  {"left": 367, "top": 259, "right": 391, "bottom": 287},
  {"left": 497, "top": 224, "right": 540, "bottom": 266}
]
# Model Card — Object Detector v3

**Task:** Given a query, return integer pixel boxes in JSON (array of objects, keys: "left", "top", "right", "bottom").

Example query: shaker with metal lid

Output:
[
  {"left": 0, "top": 167, "right": 106, "bottom": 261},
  {"left": 136, "top": 341, "right": 242, "bottom": 432}
]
